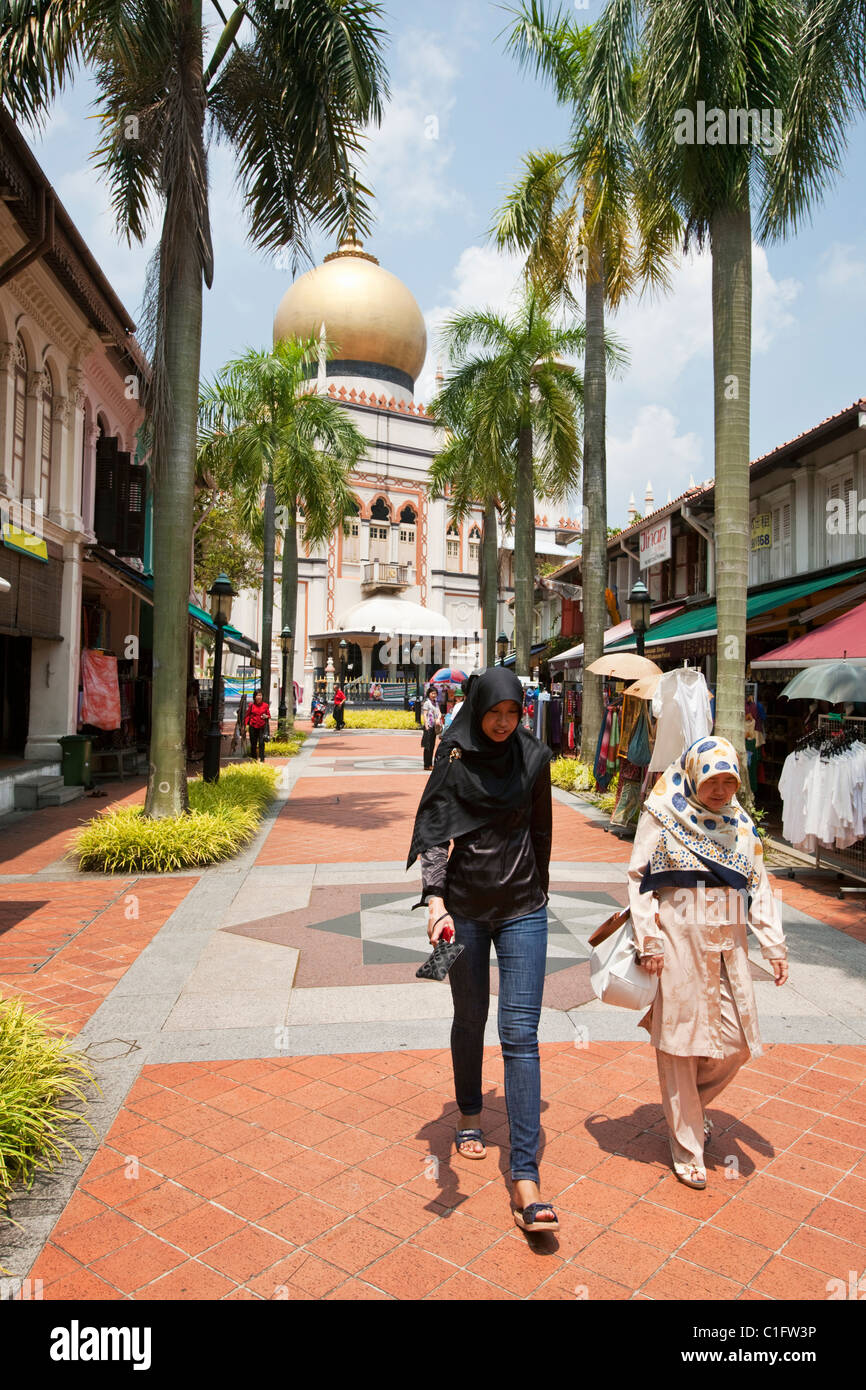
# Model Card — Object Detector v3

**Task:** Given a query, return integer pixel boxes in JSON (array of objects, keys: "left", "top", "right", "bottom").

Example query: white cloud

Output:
[
  {"left": 817, "top": 241, "right": 866, "bottom": 293},
  {"left": 608, "top": 243, "right": 800, "bottom": 397},
  {"left": 359, "top": 30, "right": 469, "bottom": 234},
  {"left": 415, "top": 243, "right": 525, "bottom": 401},
  {"left": 607, "top": 405, "right": 705, "bottom": 520}
]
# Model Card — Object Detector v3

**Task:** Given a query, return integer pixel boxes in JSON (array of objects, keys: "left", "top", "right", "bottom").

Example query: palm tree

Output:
[
  {"left": 198, "top": 336, "right": 366, "bottom": 730},
  {"left": 495, "top": 0, "right": 678, "bottom": 762},
  {"left": 435, "top": 291, "right": 585, "bottom": 676},
  {"left": 598, "top": 0, "right": 866, "bottom": 784},
  {"left": 0, "top": 0, "right": 387, "bottom": 815},
  {"left": 428, "top": 397, "right": 516, "bottom": 668}
]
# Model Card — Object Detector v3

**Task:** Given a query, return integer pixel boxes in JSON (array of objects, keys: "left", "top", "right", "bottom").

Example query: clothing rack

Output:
[{"left": 784, "top": 714, "right": 866, "bottom": 895}]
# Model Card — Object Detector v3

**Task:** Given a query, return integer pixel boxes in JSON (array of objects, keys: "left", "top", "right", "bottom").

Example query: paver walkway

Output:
[{"left": 1, "top": 728, "right": 865, "bottom": 1302}]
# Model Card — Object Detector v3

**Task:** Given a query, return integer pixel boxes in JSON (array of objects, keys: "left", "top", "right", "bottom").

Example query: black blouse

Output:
[{"left": 418, "top": 762, "right": 552, "bottom": 923}]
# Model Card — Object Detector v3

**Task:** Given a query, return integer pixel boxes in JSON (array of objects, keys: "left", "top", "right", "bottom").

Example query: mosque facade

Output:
[{"left": 227, "top": 231, "right": 579, "bottom": 707}]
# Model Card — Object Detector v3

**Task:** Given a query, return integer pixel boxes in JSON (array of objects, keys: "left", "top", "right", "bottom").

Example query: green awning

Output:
[{"left": 609, "top": 566, "right": 866, "bottom": 651}]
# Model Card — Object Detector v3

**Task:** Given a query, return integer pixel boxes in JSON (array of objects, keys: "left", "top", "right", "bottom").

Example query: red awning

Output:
[{"left": 752, "top": 600, "right": 866, "bottom": 667}]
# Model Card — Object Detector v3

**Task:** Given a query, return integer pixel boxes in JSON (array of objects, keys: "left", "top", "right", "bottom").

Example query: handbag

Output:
[
  {"left": 588, "top": 907, "right": 658, "bottom": 1011},
  {"left": 626, "top": 704, "right": 652, "bottom": 767},
  {"left": 416, "top": 922, "right": 464, "bottom": 981}
]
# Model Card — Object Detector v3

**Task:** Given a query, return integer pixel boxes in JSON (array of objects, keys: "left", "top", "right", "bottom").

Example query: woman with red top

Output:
[
  {"left": 245, "top": 689, "right": 270, "bottom": 761},
  {"left": 333, "top": 684, "right": 347, "bottom": 731}
]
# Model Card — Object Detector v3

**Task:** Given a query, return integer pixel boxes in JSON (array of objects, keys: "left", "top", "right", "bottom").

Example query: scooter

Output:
[{"left": 311, "top": 700, "right": 326, "bottom": 728}]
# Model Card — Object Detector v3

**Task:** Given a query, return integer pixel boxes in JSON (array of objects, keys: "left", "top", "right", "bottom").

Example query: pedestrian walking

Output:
[
  {"left": 627, "top": 736, "right": 788, "bottom": 1189},
  {"left": 407, "top": 668, "right": 558, "bottom": 1232},
  {"left": 444, "top": 691, "right": 464, "bottom": 730},
  {"left": 245, "top": 689, "right": 270, "bottom": 762},
  {"left": 420, "top": 685, "right": 442, "bottom": 770},
  {"left": 333, "top": 683, "right": 347, "bottom": 731}
]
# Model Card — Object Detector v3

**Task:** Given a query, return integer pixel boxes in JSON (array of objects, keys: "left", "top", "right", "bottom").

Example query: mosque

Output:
[{"left": 226, "top": 230, "right": 580, "bottom": 708}]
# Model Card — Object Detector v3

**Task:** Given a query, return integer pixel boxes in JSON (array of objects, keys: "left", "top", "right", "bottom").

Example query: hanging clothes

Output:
[
  {"left": 80, "top": 651, "right": 122, "bottom": 730},
  {"left": 779, "top": 735, "right": 866, "bottom": 852},
  {"left": 649, "top": 668, "right": 713, "bottom": 772}
]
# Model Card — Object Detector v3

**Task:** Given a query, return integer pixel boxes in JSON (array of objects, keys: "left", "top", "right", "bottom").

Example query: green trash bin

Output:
[{"left": 59, "top": 734, "right": 92, "bottom": 787}]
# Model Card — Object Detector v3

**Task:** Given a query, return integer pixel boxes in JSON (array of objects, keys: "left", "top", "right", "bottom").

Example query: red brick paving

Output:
[
  {"left": 0, "top": 879, "right": 196, "bottom": 1034},
  {"left": 0, "top": 778, "right": 148, "bottom": 873},
  {"left": 27, "top": 1041, "right": 866, "bottom": 1300}
]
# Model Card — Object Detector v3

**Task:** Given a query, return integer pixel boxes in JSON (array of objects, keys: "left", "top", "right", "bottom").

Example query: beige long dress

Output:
[{"left": 627, "top": 812, "right": 787, "bottom": 1170}]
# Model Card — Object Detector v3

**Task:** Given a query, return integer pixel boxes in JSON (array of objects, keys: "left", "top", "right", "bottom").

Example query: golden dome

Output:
[{"left": 273, "top": 232, "right": 427, "bottom": 387}]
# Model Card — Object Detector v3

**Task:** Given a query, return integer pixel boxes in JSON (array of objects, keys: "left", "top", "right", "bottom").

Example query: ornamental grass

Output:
[
  {"left": 0, "top": 996, "right": 97, "bottom": 1223},
  {"left": 71, "top": 763, "right": 278, "bottom": 874},
  {"left": 550, "top": 757, "right": 596, "bottom": 793},
  {"left": 325, "top": 710, "right": 418, "bottom": 730},
  {"left": 263, "top": 732, "right": 307, "bottom": 757}
]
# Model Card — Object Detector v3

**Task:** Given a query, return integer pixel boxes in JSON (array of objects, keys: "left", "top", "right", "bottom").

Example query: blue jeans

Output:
[{"left": 449, "top": 907, "right": 548, "bottom": 1183}]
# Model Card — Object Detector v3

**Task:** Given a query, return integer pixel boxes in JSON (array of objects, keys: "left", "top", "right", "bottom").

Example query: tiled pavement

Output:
[{"left": 1, "top": 728, "right": 866, "bottom": 1301}]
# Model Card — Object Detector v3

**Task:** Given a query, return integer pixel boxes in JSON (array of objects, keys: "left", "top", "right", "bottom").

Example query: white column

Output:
[
  {"left": 0, "top": 343, "right": 16, "bottom": 499},
  {"left": 25, "top": 538, "right": 83, "bottom": 758}
]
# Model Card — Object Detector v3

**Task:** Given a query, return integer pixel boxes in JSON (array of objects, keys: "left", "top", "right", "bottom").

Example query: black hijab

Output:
[{"left": 407, "top": 667, "right": 551, "bottom": 867}]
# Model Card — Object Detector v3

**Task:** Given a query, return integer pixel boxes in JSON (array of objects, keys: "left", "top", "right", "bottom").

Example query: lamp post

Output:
[
  {"left": 204, "top": 573, "right": 236, "bottom": 783},
  {"left": 278, "top": 626, "right": 292, "bottom": 737},
  {"left": 496, "top": 631, "right": 509, "bottom": 666},
  {"left": 339, "top": 638, "right": 347, "bottom": 688},
  {"left": 628, "top": 579, "right": 651, "bottom": 658}
]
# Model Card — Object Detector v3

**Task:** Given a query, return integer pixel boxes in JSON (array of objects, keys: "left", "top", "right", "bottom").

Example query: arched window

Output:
[
  {"left": 446, "top": 521, "right": 460, "bottom": 571},
  {"left": 12, "top": 338, "right": 27, "bottom": 496},
  {"left": 40, "top": 364, "right": 54, "bottom": 512},
  {"left": 369, "top": 496, "right": 391, "bottom": 562},
  {"left": 343, "top": 497, "right": 360, "bottom": 563},
  {"left": 398, "top": 503, "right": 416, "bottom": 565},
  {"left": 468, "top": 524, "right": 481, "bottom": 571}
]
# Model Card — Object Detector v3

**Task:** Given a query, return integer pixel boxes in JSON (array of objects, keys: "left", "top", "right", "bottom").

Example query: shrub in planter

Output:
[
  {"left": 71, "top": 764, "right": 278, "bottom": 873},
  {"left": 324, "top": 710, "right": 417, "bottom": 730},
  {"left": 0, "top": 996, "right": 97, "bottom": 1221}
]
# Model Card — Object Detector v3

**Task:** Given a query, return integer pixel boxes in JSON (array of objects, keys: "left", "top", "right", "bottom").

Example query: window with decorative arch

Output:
[
  {"left": 446, "top": 521, "right": 460, "bottom": 570},
  {"left": 398, "top": 503, "right": 416, "bottom": 566},
  {"left": 12, "top": 337, "right": 27, "bottom": 496},
  {"left": 369, "top": 495, "right": 391, "bottom": 561},
  {"left": 468, "top": 523, "right": 481, "bottom": 571},
  {"left": 343, "top": 497, "right": 361, "bottom": 564},
  {"left": 40, "top": 363, "right": 54, "bottom": 512}
]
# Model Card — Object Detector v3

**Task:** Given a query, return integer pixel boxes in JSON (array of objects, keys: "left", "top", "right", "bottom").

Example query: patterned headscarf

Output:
[{"left": 640, "top": 736, "right": 763, "bottom": 894}]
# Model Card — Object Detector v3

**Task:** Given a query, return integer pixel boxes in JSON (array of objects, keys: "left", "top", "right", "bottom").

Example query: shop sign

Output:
[
  {"left": 639, "top": 518, "right": 671, "bottom": 570},
  {"left": 751, "top": 512, "right": 772, "bottom": 550},
  {"left": 2, "top": 522, "right": 48, "bottom": 562}
]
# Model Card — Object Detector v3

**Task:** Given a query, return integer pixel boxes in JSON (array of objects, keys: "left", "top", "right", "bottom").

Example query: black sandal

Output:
[
  {"left": 513, "top": 1202, "right": 559, "bottom": 1232},
  {"left": 455, "top": 1128, "right": 486, "bottom": 1159}
]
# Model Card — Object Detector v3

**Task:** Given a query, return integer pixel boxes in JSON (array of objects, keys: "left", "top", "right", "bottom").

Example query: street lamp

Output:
[
  {"left": 278, "top": 626, "right": 292, "bottom": 736},
  {"left": 204, "top": 572, "right": 236, "bottom": 783},
  {"left": 628, "top": 579, "right": 651, "bottom": 658},
  {"left": 496, "top": 631, "right": 509, "bottom": 666},
  {"left": 339, "top": 638, "right": 347, "bottom": 687}
]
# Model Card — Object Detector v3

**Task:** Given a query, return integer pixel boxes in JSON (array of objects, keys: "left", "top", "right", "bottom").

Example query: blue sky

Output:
[{"left": 21, "top": 0, "right": 866, "bottom": 527}]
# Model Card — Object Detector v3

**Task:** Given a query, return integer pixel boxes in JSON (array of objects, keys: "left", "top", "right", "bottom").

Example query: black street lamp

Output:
[
  {"left": 628, "top": 579, "right": 651, "bottom": 658},
  {"left": 339, "top": 638, "right": 347, "bottom": 687},
  {"left": 496, "top": 631, "right": 509, "bottom": 666},
  {"left": 204, "top": 572, "right": 236, "bottom": 783},
  {"left": 278, "top": 626, "right": 292, "bottom": 736}
]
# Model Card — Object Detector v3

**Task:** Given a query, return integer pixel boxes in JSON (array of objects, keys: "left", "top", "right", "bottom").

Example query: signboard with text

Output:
[
  {"left": 751, "top": 512, "right": 772, "bottom": 551},
  {"left": 639, "top": 518, "right": 671, "bottom": 570}
]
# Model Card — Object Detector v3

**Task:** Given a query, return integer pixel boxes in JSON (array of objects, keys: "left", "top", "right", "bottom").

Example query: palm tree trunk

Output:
[
  {"left": 710, "top": 206, "right": 752, "bottom": 803},
  {"left": 281, "top": 502, "right": 298, "bottom": 729},
  {"left": 481, "top": 499, "right": 498, "bottom": 666},
  {"left": 261, "top": 478, "right": 276, "bottom": 708},
  {"left": 144, "top": 220, "right": 202, "bottom": 817},
  {"left": 514, "top": 420, "right": 535, "bottom": 677},
  {"left": 580, "top": 256, "right": 607, "bottom": 766}
]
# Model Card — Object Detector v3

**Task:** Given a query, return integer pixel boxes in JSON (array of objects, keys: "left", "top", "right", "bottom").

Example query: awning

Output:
[
  {"left": 502, "top": 641, "right": 550, "bottom": 668},
  {"left": 752, "top": 599, "right": 866, "bottom": 667},
  {"left": 549, "top": 604, "right": 685, "bottom": 671},
  {"left": 607, "top": 567, "right": 866, "bottom": 652}
]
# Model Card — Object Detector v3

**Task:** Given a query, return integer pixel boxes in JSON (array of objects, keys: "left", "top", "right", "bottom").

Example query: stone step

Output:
[
  {"left": 38, "top": 784, "right": 86, "bottom": 806},
  {"left": 14, "top": 775, "right": 65, "bottom": 810}
]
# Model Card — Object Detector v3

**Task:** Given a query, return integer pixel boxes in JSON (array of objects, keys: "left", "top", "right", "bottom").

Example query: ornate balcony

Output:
[{"left": 361, "top": 560, "right": 411, "bottom": 592}]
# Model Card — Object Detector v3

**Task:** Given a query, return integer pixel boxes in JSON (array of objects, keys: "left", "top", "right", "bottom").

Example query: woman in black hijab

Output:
[{"left": 407, "top": 667, "right": 558, "bottom": 1232}]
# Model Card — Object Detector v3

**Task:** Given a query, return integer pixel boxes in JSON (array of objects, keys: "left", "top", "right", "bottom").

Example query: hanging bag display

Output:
[{"left": 627, "top": 703, "right": 652, "bottom": 767}]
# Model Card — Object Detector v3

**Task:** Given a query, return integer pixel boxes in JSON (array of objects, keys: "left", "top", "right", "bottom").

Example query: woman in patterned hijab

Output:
[{"left": 626, "top": 736, "right": 788, "bottom": 1190}]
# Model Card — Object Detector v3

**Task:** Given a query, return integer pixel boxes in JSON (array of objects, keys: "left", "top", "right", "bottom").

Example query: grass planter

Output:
[
  {"left": 71, "top": 763, "right": 279, "bottom": 874},
  {"left": 263, "top": 733, "right": 307, "bottom": 757},
  {"left": 0, "top": 996, "right": 97, "bottom": 1227},
  {"left": 325, "top": 710, "right": 418, "bottom": 730}
]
